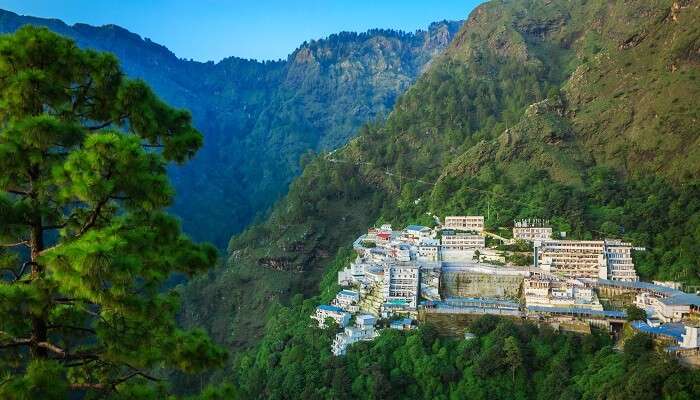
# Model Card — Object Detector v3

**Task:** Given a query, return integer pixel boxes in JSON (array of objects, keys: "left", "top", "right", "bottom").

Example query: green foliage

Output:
[
  {"left": 625, "top": 305, "right": 647, "bottom": 322},
  {"left": 0, "top": 27, "right": 223, "bottom": 398},
  {"left": 228, "top": 300, "right": 700, "bottom": 399}
]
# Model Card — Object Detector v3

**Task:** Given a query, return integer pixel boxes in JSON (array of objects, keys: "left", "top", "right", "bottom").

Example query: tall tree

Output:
[
  {"left": 503, "top": 336, "right": 522, "bottom": 383},
  {"left": 0, "top": 26, "right": 224, "bottom": 398}
]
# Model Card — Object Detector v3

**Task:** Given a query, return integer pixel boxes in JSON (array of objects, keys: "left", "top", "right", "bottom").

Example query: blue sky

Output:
[{"left": 0, "top": 0, "right": 482, "bottom": 62}]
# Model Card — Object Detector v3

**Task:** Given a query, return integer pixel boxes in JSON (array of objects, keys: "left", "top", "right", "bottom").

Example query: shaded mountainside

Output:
[
  {"left": 0, "top": 9, "right": 462, "bottom": 247},
  {"left": 178, "top": 0, "right": 700, "bottom": 380}
]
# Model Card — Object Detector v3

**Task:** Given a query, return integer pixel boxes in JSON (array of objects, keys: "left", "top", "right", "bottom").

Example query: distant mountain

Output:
[{"left": 0, "top": 9, "right": 462, "bottom": 247}]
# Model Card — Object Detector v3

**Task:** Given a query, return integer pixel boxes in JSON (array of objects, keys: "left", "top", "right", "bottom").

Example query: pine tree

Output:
[{"left": 0, "top": 26, "right": 225, "bottom": 397}]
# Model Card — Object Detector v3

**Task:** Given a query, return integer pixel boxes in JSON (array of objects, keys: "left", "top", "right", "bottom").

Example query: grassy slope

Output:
[{"left": 179, "top": 0, "right": 700, "bottom": 361}]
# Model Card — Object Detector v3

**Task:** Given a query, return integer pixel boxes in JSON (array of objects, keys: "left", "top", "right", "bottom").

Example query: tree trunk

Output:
[{"left": 30, "top": 211, "right": 48, "bottom": 359}]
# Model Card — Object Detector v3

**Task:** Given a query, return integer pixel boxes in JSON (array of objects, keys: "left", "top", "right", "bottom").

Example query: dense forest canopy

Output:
[{"left": 224, "top": 251, "right": 700, "bottom": 399}]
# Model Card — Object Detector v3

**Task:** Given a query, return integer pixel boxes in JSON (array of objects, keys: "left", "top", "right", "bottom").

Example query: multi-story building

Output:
[
  {"left": 333, "top": 290, "right": 360, "bottom": 313},
  {"left": 604, "top": 240, "right": 637, "bottom": 281},
  {"left": 534, "top": 239, "right": 638, "bottom": 281},
  {"left": 441, "top": 233, "right": 485, "bottom": 250},
  {"left": 523, "top": 276, "right": 602, "bottom": 310},
  {"left": 681, "top": 326, "right": 700, "bottom": 349},
  {"left": 312, "top": 305, "right": 351, "bottom": 328},
  {"left": 444, "top": 216, "right": 484, "bottom": 232},
  {"left": 513, "top": 219, "right": 552, "bottom": 242},
  {"left": 636, "top": 292, "right": 700, "bottom": 323},
  {"left": 388, "top": 243, "right": 411, "bottom": 262},
  {"left": 417, "top": 238, "right": 440, "bottom": 261},
  {"left": 332, "top": 314, "right": 377, "bottom": 356},
  {"left": 382, "top": 262, "right": 419, "bottom": 309},
  {"left": 404, "top": 225, "right": 432, "bottom": 242}
]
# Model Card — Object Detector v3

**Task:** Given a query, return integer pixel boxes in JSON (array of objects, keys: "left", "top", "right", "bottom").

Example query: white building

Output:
[
  {"left": 332, "top": 314, "right": 378, "bottom": 356},
  {"left": 534, "top": 239, "right": 638, "bottom": 281},
  {"left": 404, "top": 225, "right": 432, "bottom": 242},
  {"left": 417, "top": 238, "right": 440, "bottom": 261},
  {"left": 312, "top": 305, "right": 351, "bottom": 328},
  {"left": 389, "top": 318, "right": 415, "bottom": 330},
  {"left": 681, "top": 326, "right": 700, "bottom": 349},
  {"left": 444, "top": 216, "right": 484, "bottom": 232},
  {"left": 636, "top": 292, "right": 700, "bottom": 323},
  {"left": 523, "top": 276, "right": 602, "bottom": 310},
  {"left": 338, "top": 256, "right": 373, "bottom": 287},
  {"left": 389, "top": 243, "right": 412, "bottom": 262},
  {"left": 513, "top": 219, "right": 552, "bottom": 242},
  {"left": 383, "top": 262, "right": 419, "bottom": 310},
  {"left": 604, "top": 240, "right": 637, "bottom": 281},
  {"left": 333, "top": 290, "right": 360, "bottom": 313},
  {"left": 441, "top": 233, "right": 485, "bottom": 250}
]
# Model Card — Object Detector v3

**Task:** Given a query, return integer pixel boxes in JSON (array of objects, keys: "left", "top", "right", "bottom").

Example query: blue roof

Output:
[
  {"left": 318, "top": 304, "right": 344, "bottom": 313},
  {"left": 406, "top": 225, "right": 429, "bottom": 231},
  {"left": 527, "top": 306, "right": 626, "bottom": 319},
  {"left": 594, "top": 279, "right": 684, "bottom": 296},
  {"left": 390, "top": 318, "right": 413, "bottom": 327},
  {"left": 660, "top": 293, "right": 700, "bottom": 306},
  {"left": 339, "top": 290, "right": 359, "bottom": 297},
  {"left": 442, "top": 297, "right": 521, "bottom": 308},
  {"left": 631, "top": 321, "right": 685, "bottom": 342}
]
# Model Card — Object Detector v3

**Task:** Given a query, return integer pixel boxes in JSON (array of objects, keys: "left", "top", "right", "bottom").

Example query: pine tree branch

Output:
[
  {"left": 114, "top": 370, "right": 161, "bottom": 386},
  {"left": 36, "top": 341, "right": 67, "bottom": 356},
  {"left": 85, "top": 114, "right": 127, "bottom": 131},
  {"left": 5, "top": 187, "right": 29, "bottom": 196},
  {"left": 70, "top": 383, "right": 106, "bottom": 390},
  {"left": 68, "top": 369, "right": 161, "bottom": 392},
  {"left": 0, "top": 241, "right": 29, "bottom": 248},
  {"left": 1, "top": 261, "right": 34, "bottom": 282},
  {"left": 47, "top": 325, "right": 97, "bottom": 335},
  {"left": 0, "top": 331, "right": 31, "bottom": 349},
  {"left": 86, "top": 121, "right": 114, "bottom": 131},
  {"left": 0, "top": 339, "right": 31, "bottom": 349},
  {"left": 142, "top": 143, "right": 164, "bottom": 148},
  {"left": 42, "top": 223, "right": 68, "bottom": 230},
  {"left": 76, "top": 197, "right": 109, "bottom": 237}
]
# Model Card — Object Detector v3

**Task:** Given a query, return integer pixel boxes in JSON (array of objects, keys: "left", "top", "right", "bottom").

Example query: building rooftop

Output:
[
  {"left": 659, "top": 293, "right": 700, "bottom": 307},
  {"left": 390, "top": 318, "right": 413, "bottom": 327},
  {"left": 585, "top": 278, "right": 685, "bottom": 297},
  {"left": 406, "top": 224, "right": 430, "bottom": 232},
  {"left": 356, "top": 314, "right": 376, "bottom": 326},
  {"left": 527, "top": 305, "right": 627, "bottom": 319},
  {"left": 631, "top": 321, "right": 686, "bottom": 342},
  {"left": 339, "top": 290, "right": 359, "bottom": 297},
  {"left": 318, "top": 304, "right": 345, "bottom": 313}
]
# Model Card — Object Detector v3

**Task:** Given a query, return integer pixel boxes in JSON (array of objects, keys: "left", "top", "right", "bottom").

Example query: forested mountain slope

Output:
[
  {"left": 0, "top": 9, "right": 461, "bottom": 247},
  {"left": 179, "top": 0, "right": 700, "bottom": 383}
]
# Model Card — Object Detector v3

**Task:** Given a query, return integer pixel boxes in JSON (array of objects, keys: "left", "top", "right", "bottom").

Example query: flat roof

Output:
[
  {"left": 631, "top": 321, "right": 685, "bottom": 342},
  {"left": 317, "top": 304, "right": 345, "bottom": 313},
  {"left": 406, "top": 225, "right": 430, "bottom": 231},
  {"left": 357, "top": 314, "right": 376, "bottom": 321},
  {"left": 442, "top": 297, "right": 520, "bottom": 308},
  {"left": 527, "top": 305, "right": 626, "bottom": 318},
  {"left": 659, "top": 293, "right": 700, "bottom": 307},
  {"left": 585, "top": 278, "right": 685, "bottom": 296},
  {"left": 339, "top": 290, "right": 359, "bottom": 296}
]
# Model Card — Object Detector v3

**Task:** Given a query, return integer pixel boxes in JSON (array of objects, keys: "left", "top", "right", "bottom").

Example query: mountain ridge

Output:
[
  {"left": 0, "top": 8, "right": 463, "bottom": 247},
  {"left": 178, "top": 0, "right": 699, "bottom": 369}
]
